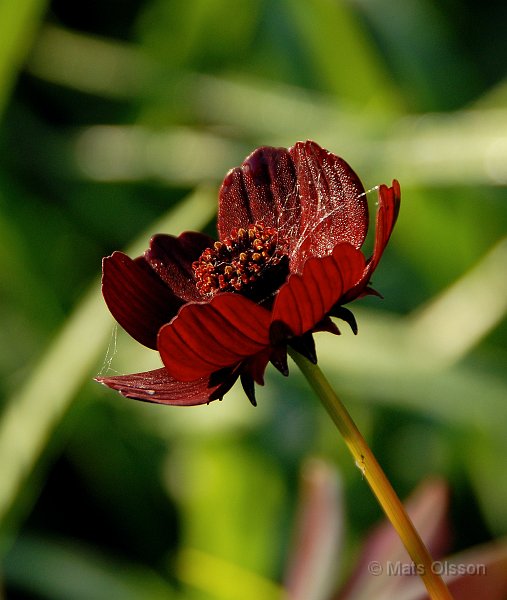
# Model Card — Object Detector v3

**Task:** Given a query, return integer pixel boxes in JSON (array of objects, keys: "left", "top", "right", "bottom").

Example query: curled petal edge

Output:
[
  {"left": 368, "top": 179, "right": 401, "bottom": 276},
  {"left": 95, "top": 368, "right": 222, "bottom": 406}
]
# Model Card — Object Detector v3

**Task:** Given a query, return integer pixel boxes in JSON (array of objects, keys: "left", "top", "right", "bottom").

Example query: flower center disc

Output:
[{"left": 193, "top": 222, "right": 289, "bottom": 302}]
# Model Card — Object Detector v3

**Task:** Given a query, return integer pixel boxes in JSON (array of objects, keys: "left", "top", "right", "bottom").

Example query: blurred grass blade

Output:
[
  {"left": 315, "top": 308, "right": 507, "bottom": 437},
  {"left": 354, "top": 0, "right": 473, "bottom": 111},
  {"left": 408, "top": 237, "right": 507, "bottom": 365},
  {"left": 0, "top": 0, "right": 47, "bottom": 118},
  {"left": 178, "top": 548, "right": 283, "bottom": 600},
  {"left": 0, "top": 186, "right": 217, "bottom": 553},
  {"left": 167, "top": 437, "right": 286, "bottom": 590},
  {"left": 4, "top": 534, "right": 179, "bottom": 600},
  {"left": 27, "top": 24, "right": 157, "bottom": 99},
  {"left": 24, "top": 23, "right": 507, "bottom": 186},
  {"left": 283, "top": 0, "right": 401, "bottom": 112},
  {"left": 74, "top": 125, "right": 244, "bottom": 185},
  {"left": 466, "top": 434, "right": 507, "bottom": 535}
]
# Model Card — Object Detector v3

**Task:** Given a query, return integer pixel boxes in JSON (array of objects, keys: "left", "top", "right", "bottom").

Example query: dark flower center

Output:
[{"left": 193, "top": 222, "right": 289, "bottom": 302}]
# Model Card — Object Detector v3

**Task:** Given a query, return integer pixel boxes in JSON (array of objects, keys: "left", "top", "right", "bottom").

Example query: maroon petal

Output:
[
  {"left": 218, "top": 146, "right": 299, "bottom": 239},
  {"left": 218, "top": 142, "right": 368, "bottom": 274},
  {"left": 95, "top": 368, "right": 221, "bottom": 406},
  {"left": 341, "top": 179, "right": 401, "bottom": 303},
  {"left": 144, "top": 231, "right": 214, "bottom": 302},
  {"left": 288, "top": 141, "right": 368, "bottom": 271},
  {"left": 271, "top": 243, "right": 365, "bottom": 338},
  {"left": 158, "top": 293, "right": 271, "bottom": 381},
  {"left": 102, "top": 252, "right": 184, "bottom": 349},
  {"left": 367, "top": 179, "right": 401, "bottom": 276}
]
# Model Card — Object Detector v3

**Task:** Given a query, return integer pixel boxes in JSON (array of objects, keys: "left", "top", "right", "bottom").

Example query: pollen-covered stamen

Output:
[{"left": 193, "top": 222, "right": 289, "bottom": 300}]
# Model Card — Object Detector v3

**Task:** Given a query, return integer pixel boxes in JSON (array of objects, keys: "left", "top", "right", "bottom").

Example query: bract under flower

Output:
[{"left": 96, "top": 140, "right": 400, "bottom": 406}]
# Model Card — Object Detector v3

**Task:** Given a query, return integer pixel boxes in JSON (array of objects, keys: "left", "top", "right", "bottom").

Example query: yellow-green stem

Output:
[{"left": 289, "top": 348, "right": 453, "bottom": 600}]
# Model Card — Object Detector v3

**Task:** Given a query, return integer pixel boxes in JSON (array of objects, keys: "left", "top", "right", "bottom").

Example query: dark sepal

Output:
[
  {"left": 329, "top": 306, "right": 358, "bottom": 335},
  {"left": 362, "top": 286, "right": 383, "bottom": 299},
  {"left": 208, "top": 365, "right": 237, "bottom": 387},
  {"left": 269, "top": 319, "right": 293, "bottom": 345},
  {"left": 208, "top": 368, "right": 241, "bottom": 402},
  {"left": 314, "top": 316, "right": 341, "bottom": 336},
  {"left": 270, "top": 345, "right": 289, "bottom": 376},
  {"left": 289, "top": 332, "right": 317, "bottom": 364},
  {"left": 240, "top": 372, "right": 257, "bottom": 407}
]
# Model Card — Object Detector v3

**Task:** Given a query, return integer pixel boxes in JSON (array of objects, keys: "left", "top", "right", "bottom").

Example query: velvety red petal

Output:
[
  {"left": 368, "top": 179, "right": 401, "bottom": 276},
  {"left": 218, "top": 146, "right": 300, "bottom": 239},
  {"left": 271, "top": 244, "right": 365, "bottom": 338},
  {"left": 158, "top": 293, "right": 271, "bottom": 381},
  {"left": 95, "top": 368, "right": 221, "bottom": 406},
  {"left": 288, "top": 141, "right": 368, "bottom": 271},
  {"left": 218, "top": 142, "right": 368, "bottom": 273},
  {"left": 144, "top": 231, "right": 214, "bottom": 302},
  {"left": 102, "top": 252, "right": 184, "bottom": 349},
  {"left": 341, "top": 179, "right": 401, "bottom": 303}
]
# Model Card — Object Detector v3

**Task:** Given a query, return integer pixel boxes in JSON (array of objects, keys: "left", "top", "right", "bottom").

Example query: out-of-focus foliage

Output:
[{"left": 0, "top": 1, "right": 506, "bottom": 598}]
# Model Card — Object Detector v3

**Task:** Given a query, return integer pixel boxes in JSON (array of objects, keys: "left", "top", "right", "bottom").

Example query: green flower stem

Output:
[{"left": 289, "top": 348, "right": 453, "bottom": 600}]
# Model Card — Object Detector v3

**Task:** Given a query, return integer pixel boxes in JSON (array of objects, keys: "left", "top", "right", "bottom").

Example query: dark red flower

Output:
[{"left": 96, "top": 141, "right": 400, "bottom": 406}]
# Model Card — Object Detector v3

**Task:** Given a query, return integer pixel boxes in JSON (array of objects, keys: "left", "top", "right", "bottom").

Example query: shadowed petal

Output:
[
  {"left": 158, "top": 293, "right": 271, "bottom": 381},
  {"left": 218, "top": 146, "right": 299, "bottom": 238},
  {"left": 271, "top": 244, "right": 365, "bottom": 338},
  {"left": 288, "top": 141, "right": 368, "bottom": 270},
  {"left": 95, "top": 368, "right": 221, "bottom": 406},
  {"left": 102, "top": 252, "right": 184, "bottom": 349},
  {"left": 144, "top": 231, "right": 214, "bottom": 302}
]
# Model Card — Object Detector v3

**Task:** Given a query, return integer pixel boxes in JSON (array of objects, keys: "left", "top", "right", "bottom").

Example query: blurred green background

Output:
[{"left": 1, "top": 1, "right": 507, "bottom": 598}]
